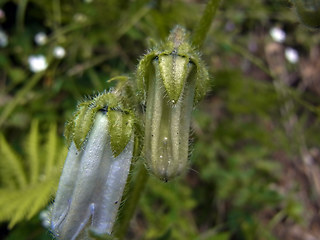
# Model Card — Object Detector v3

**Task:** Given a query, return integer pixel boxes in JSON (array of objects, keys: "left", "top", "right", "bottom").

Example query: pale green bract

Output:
[{"left": 137, "top": 26, "right": 210, "bottom": 181}]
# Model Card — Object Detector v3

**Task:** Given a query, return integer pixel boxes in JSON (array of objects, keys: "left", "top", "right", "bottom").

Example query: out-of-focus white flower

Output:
[
  {"left": 84, "top": 0, "right": 93, "bottom": 3},
  {"left": 28, "top": 55, "right": 48, "bottom": 72},
  {"left": 73, "top": 13, "right": 87, "bottom": 23},
  {"left": 34, "top": 32, "right": 48, "bottom": 46},
  {"left": 0, "top": 30, "right": 8, "bottom": 47},
  {"left": 285, "top": 47, "right": 299, "bottom": 64},
  {"left": 269, "top": 27, "right": 286, "bottom": 43},
  {"left": 53, "top": 46, "right": 66, "bottom": 59}
]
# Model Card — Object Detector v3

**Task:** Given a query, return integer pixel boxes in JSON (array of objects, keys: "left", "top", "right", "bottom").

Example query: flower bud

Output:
[
  {"left": 51, "top": 92, "right": 134, "bottom": 240},
  {"left": 137, "top": 26, "right": 209, "bottom": 181}
]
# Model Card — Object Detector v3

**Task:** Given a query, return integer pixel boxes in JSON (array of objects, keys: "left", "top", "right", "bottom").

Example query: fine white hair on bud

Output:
[{"left": 51, "top": 112, "right": 134, "bottom": 240}]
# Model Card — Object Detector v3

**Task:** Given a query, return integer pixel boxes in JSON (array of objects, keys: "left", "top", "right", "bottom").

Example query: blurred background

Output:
[{"left": 0, "top": 0, "right": 320, "bottom": 239}]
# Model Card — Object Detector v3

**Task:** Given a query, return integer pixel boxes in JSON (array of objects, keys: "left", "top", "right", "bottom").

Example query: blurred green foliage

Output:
[
  {"left": 0, "top": 120, "right": 67, "bottom": 228},
  {"left": 0, "top": 0, "right": 320, "bottom": 239}
]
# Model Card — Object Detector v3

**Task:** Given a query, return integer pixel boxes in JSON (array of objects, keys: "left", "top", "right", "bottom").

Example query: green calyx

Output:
[
  {"left": 64, "top": 92, "right": 134, "bottom": 157},
  {"left": 137, "top": 25, "right": 210, "bottom": 104},
  {"left": 107, "top": 108, "right": 134, "bottom": 157}
]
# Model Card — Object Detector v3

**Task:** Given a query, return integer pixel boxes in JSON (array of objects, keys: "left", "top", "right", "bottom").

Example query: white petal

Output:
[
  {"left": 91, "top": 137, "right": 134, "bottom": 234},
  {"left": 59, "top": 112, "right": 109, "bottom": 239},
  {"left": 51, "top": 143, "right": 82, "bottom": 233}
]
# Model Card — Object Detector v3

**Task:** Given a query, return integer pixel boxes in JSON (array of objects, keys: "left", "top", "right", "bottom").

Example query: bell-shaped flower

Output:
[{"left": 51, "top": 92, "right": 135, "bottom": 240}]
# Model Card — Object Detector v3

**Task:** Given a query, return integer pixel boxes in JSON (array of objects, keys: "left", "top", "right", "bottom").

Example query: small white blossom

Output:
[
  {"left": 34, "top": 32, "right": 48, "bottom": 45},
  {"left": 84, "top": 0, "right": 93, "bottom": 3},
  {"left": 28, "top": 55, "right": 48, "bottom": 72},
  {"left": 53, "top": 46, "right": 66, "bottom": 59},
  {"left": 270, "top": 27, "right": 286, "bottom": 43},
  {"left": 0, "top": 30, "right": 8, "bottom": 47},
  {"left": 285, "top": 47, "right": 299, "bottom": 64}
]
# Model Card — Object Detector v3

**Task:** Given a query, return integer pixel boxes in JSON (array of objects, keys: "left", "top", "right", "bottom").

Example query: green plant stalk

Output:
[
  {"left": 0, "top": 71, "right": 46, "bottom": 128},
  {"left": 16, "top": 0, "right": 28, "bottom": 32},
  {"left": 52, "top": 0, "right": 61, "bottom": 28},
  {"left": 116, "top": 2, "right": 151, "bottom": 40},
  {"left": 192, "top": 0, "right": 222, "bottom": 48},
  {"left": 113, "top": 161, "right": 149, "bottom": 240}
]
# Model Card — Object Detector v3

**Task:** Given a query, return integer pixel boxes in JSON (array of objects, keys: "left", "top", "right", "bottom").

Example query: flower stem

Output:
[
  {"left": 192, "top": 0, "right": 222, "bottom": 49},
  {"left": 16, "top": 0, "right": 28, "bottom": 32},
  {"left": 113, "top": 162, "right": 149, "bottom": 240}
]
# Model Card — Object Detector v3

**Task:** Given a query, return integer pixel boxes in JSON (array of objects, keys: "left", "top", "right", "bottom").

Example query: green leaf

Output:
[
  {"left": 0, "top": 120, "right": 67, "bottom": 228},
  {"left": 0, "top": 134, "right": 27, "bottom": 188},
  {"left": 44, "top": 123, "right": 57, "bottom": 177},
  {"left": 26, "top": 120, "right": 40, "bottom": 185}
]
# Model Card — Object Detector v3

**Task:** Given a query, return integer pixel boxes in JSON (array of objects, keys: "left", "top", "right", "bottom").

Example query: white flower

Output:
[
  {"left": 53, "top": 46, "right": 66, "bottom": 59},
  {"left": 34, "top": 32, "right": 48, "bottom": 46},
  {"left": 51, "top": 111, "right": 134, "bottom": 240},
  {"left": 0, "top": 30, "right": 8, "bottom": 47},
  {"left": 28, "top": 55, "right": 48, "bottom": 72},
  {"left": 285, "top": 47, "right": 299, "bottom": 64},
  {"left": 84, "top": 0, "right": 93, "bottom": 3},
  {"left": 269, "top": 27, "right": 286, "bottom": 43}
]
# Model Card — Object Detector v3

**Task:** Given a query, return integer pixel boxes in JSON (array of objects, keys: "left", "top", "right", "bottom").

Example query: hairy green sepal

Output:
[
  {"left": 64, "top": 92, "right": 134, "bottom": 157},
  {"left": 137, "top": 25, "right": 210, "bottom": 104},
  {"left": 108, "top": 109, "right": 134, "bottom": 157}
]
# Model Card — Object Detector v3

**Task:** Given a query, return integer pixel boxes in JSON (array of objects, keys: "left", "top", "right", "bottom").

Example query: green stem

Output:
[
  {"left": 116, "top": 2, "right": 151, "bottom": 40},
  {"left": 16, "top": 0, "right": 28, "bottom": 32},
  {"left": 0, "top": 71, "right": 46, "bottom": 128},
  {"left": 52, "top": 0, "right": 62, "bottom": 29},
  {"left": 114, "top": 162, "right": 149, "bottom": 240},
  {"left": 192, "top": 0, "right": 222, "bottom": 48}
]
